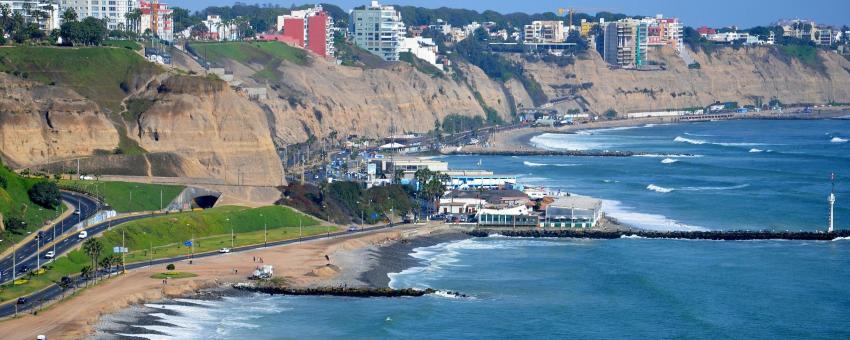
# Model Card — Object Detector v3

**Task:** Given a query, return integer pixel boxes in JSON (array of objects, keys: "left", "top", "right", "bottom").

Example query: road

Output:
[
  {"left": 0, "top": 216, "right": 407, "bottom": 318},
  {"left": 0, "top": 192, "right": 100, "bottom": 285}
]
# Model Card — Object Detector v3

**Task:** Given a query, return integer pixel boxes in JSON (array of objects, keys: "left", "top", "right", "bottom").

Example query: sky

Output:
[{"left": 181, "top": 0, "right": 850, "bottom": 28}]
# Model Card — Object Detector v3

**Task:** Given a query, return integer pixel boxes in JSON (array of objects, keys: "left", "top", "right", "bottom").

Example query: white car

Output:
[
  {"left": 218, "top": 248, "right": 231, "bottom": 253},
  {"left": 73, "top": 210, "right": 81, "bottom": 215},
  {"left": 78, "top": 231, "right": 88, "bottom": 239},
  {"left": 44, "top": 251, "right": 55, "bottom": 259}
]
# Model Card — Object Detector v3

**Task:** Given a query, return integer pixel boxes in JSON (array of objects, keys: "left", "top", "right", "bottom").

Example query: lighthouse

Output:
[{"left": 828, "top": 173, "right": 836, "bottom": 233}]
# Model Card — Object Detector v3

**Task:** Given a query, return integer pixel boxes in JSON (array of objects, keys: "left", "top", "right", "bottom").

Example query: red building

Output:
[
  {"left": 697, "top": 26, "right": 717, "bottom": 37},
  {"left": 275, "top": 6, "right": 334, "bottom": 58}
]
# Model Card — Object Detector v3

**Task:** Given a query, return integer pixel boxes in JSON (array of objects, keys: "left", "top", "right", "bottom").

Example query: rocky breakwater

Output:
[
  {"left": 233, "top": 282, "right": 448, "bottom": 298},
  {"left": 469, "top": 228, "right": 850, "bottom": 241}
]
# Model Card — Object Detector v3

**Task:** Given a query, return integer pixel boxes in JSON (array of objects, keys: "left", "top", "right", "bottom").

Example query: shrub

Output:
[
  {"left": 0, "top": 175, "right": 7, "bottom": 189},
  {"left": 166, "top": 263, "right": 175, "bottom": 271},
  {"left": 28, "top": 182, "right": 61, "bottom": 209},
  {"left": 604, "top": 109, "right": 618, "bottom": 119},
  {"left": 3, "top": 216, "right": 26, "bottom": 234}
]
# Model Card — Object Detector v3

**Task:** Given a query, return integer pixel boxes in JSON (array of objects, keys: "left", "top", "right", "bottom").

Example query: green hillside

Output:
[
  {"left": 0, "top": 162, "right": 66, "bottom": 252},
  {"left": 0, "top": 46, "right": 161, "bottom": 113},
  {"left": 60, "top": 180, "right": 184, "bottom": 213}
]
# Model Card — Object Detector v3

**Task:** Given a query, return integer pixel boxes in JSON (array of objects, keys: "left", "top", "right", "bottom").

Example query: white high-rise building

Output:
[
  {"left": 0, "top": 0, "right": 60, "bottom": 31},
  {"left": 350, "top": 1, "right": 405, "bottom": 61},
  {"left": 59, "top": 0, "right": 138, "bottom": 31}
]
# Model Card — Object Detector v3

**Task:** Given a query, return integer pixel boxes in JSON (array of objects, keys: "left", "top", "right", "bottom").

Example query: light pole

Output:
[
  {"left": 227, "top": 218, "right": 233, "bottom": 248},
  {"left": 261, "top": 213, "right": 267, "bottom": 248}
]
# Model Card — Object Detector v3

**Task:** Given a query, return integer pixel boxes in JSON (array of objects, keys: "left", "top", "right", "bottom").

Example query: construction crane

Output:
[
  {"left": 151, "top": 0, "right": 159, "bottom": 37},
  {"left": 557, "top": 7, "right": 616, "bottom": 27}
]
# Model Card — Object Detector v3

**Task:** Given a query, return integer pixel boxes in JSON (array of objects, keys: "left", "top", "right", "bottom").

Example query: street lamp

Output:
[{"left": 260, "top": 213, "right": 267, "bottom": 247}]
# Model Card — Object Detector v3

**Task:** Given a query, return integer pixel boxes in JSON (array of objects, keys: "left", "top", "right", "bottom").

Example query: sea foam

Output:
[
  {"left": 661, "top": 158, "right": 678, "bottom": 164},
  {"left": 831, "top": 137, "right": 848, "bottom": 143},
  {"left": 647, "top": 184, "right": 674, "bottom": 193}
]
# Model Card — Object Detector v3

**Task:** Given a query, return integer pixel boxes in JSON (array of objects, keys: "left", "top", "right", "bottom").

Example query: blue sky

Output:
[{"left": 181, "top": 0, "right": 850, "bottom": 28}]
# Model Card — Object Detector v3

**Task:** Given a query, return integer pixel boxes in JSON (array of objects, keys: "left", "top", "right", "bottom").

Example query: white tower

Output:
[{"left": 828, "top": 173, "right": 836, "bottom": 233}]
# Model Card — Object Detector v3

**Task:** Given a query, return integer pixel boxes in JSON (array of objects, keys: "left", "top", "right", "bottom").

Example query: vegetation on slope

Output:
[
  {"left": 279, "top": 182, "right": 416, "bottom": 224},
  {"left": 0, "top": 46, "right": 160, "bottom": 113},
  {"left": 399, "top": 51, "right": 444, "bottom": 78},
  {"left": 59, "top": 180, "right": 184, "bottom": 213},
  {"left": 0, "top": 161, "right": 65, "bottom": 253}
]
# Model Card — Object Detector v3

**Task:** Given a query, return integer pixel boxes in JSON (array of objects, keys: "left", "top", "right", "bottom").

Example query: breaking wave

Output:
[
  {"left": 647, "top": 183, "right": 749, "bottom": 193},
  {"left": 661, "top": 158, "right": 679, "bottom": 164},
  {"left": 749, "top": 148, "right": 764, "bottom": 153},
  {"left": 831, "top": 137, "right": 848, "bottom": 143},
  {"left": 523, "top": 161, "right": 580, "bottom": 167},
  {"left": 675, "top": 136, "right": 765, "bottom": 147}
]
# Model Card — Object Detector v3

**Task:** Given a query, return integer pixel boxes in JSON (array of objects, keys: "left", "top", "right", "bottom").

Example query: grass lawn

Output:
[
  {"left": 0, "top": 46, "right": 161, "bottom": 113},
  {"left": 0, "top": 205, "right": 329, "bottom": 303},
  {"left": 59, "top": 180, "right": 184, "bottom": 213},
  {"left": 99, "top": 205, "right": 325, "bottom": 259},
  {"left": 103, "top": 40, "right": 142, "bottom": 51},
  {"left": 0, "top": 165, "right": 66, "bottom": 253},
  {"left": 150, "top": 272, "right": 197, "bottom": 279},
  {"left": 189, "top": 41, "right": 309, "bottom": 66}
]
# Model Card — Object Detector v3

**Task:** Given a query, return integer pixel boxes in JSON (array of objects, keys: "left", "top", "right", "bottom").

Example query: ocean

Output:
[{"left": 109, "top": 120, "right": 850, "bottom": 339}]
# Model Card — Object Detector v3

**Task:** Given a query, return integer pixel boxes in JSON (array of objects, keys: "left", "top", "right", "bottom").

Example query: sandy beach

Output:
[
  {"left": 0, "top": 222, "right": 462, "bottom": 340},
  {"left": 467, "top": 110, "right": 850, "bottom": 153}
]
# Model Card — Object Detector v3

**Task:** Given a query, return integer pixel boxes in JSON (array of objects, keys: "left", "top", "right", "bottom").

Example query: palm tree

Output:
[
  {"left": 1, "top": 4, "right": 11, "bottom": 32},
  {"left": 80, "top": 265, "right": 92, "bottom": 287},
  {"left": 82, "top": 238, "right": 102, "bottom": 281},
  {"left": 61, "top": 8, "right": 77, "bottom": 23},
  {"left": 99, "top": 256, "right": 113, "bottom": 278}
]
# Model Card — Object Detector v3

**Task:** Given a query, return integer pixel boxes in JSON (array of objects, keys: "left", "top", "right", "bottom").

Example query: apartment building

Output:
[
  {"left": 350, "top": 1, "right": 405, "bottom": 61},
  {"left": 59, "top": 0, "right": 138, "bottom": 31},
  {"left": 523, "top": 20, "right": 567, "bottom": 43},
  {"left": 0, "top": 0, "right": 60, "bottom": 31},
  {"left": 276, "top": 5, "right": 334, "bottom": 57},
  {"left": 138, "top": 0, "right": 173, "bottom": 41},
  {"left": 603, "top": 19, "right": 648, "bottom": 68},
  {"left": 645, "top": 16, "right": 683, "bottom": 52}
]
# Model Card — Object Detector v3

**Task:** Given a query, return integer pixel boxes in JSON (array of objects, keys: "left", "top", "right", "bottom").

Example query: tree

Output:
[
  {"left": 82, "top": 238, "right": 103, "bottom": 281},
  {"left": 99, "top": 256, "right": 113, "bottom": 278},
  {"left": 28, "top": 182, "right": 60, "bottom": 209},
  {"left": 3, "top": 216, "right": 26, "bottom": 234},
  {"left": 190, "top": 23, "right": 209, "bottom": 40},
  {"left": 166, "top": 263, "right": 175, "bottom": 271},
  {"left": 61, "top": 8, "right": 77, "bottom": 23},
  {"left": 80, "top": 265, "right": 92, "bottom": 286}
]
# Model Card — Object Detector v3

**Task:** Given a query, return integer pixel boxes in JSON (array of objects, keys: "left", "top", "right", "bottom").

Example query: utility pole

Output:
[
  {"left": 12, "top": 245, "right": 16, "bottom": 282},
  {"left": 36, "top": 235, "right": 40, "bottom": 272},
  {"left": 52, "top": 221, "right": 56, "bottom": 263},
  {"left": 122, "top": 230, "right": 126, "bottom": 273},
  {"left": 160, "top": 189, "right": 163, "bottom": 211}
]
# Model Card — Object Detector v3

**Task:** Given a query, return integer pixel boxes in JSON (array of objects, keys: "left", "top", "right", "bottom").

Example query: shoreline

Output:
[
  {"left": 468, "top": 112, "right": 848, "bottom": 153},
  {"left": 0, "top": 223, "right": 453, "bottom": 339}
]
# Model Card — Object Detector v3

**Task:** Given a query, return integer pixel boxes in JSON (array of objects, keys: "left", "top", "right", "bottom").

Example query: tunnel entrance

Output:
[{"left": 193, "top": 195, "right": 219, "bottom": 209}]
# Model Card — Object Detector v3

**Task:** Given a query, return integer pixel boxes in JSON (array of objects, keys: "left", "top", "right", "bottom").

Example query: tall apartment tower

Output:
[
  {"left": 59, "top": 0, "right": 138, "bottom": 31},
  {"left": 603, "top": 19, "right": 648, "bottom": 68},
  {"left": 350, "top": 1, "right": 405, "bottom": 61}
]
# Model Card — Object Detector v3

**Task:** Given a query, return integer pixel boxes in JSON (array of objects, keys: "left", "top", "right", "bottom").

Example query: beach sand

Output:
[{"left": 0, "top": 222, "right": 458, "bottom": 340}]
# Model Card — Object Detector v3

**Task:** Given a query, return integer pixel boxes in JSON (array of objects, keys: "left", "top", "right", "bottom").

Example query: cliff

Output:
[
  {"left": 522, "top": 46, "right": 850, "bottom": 114},
  {"left": 209, "top": 47, "right": 523, "bottom": 145}
]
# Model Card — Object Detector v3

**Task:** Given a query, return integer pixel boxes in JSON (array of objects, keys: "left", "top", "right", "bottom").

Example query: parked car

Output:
[
  {"left": 44, "top": 251, "right": 55, "bottom": 259},
  {"left": 218, "top": 248, "right": 231, "bottom": 253},
  {"left": 78, "top": 230, "right": 88, "bottom": 239}
]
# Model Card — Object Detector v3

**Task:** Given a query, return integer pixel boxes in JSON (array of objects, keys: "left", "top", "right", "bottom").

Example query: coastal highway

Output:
[
  {"left": 0, "top": 192, "right": 101, "bottom": 285},
  {"left": 0, "top": 220, "right": 407, "bottom": 318}
]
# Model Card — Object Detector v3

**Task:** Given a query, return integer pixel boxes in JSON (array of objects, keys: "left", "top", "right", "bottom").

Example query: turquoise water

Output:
[{"left": 128, "top": 120, "right": 850, "bottom": 339}]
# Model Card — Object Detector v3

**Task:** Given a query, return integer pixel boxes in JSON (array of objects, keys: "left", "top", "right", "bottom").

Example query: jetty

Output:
[
  {"left": 444, "top": 149, "right": 688, "bottom": 157},
  {"left": 469, "top": 228, "right": 850, "bottom": 241},
  {"left": 234, "top": 283, "right": 438, "bottom": 297}
]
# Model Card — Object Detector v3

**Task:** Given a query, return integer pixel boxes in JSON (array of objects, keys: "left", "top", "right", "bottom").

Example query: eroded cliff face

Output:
[
  {"left": 129, "top": 76, "right": 285, "bottom": 186},
  {"left": 224, "top": 56, "right": 522, "bottom": 145},
  {"left": 0, "top": 73, "right": 119, "bottom": 168},
  {"left": 523, "top": 46, "right": 850, "bottom": 114}
]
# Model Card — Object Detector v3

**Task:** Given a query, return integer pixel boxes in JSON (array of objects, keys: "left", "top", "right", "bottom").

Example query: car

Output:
[
  {"left": 73, "top": 210, "right": 81, "bottom": 215},
  {"left": 348, "top": 225, "right": 359, "bottom": 232},
  {"left": 218, "top": 248, "right": 231, "bottom": 253},
  {"left": 78, "top": 231, "right": 88, "bottom": 239},
  {"left": 44, "top": 251, "right": 55, "bottom": 259},
  {"left": 19, "top": 265, "right": 29, "bottom": 273},
  {"left": 16, "top": 297, "right": 27, "bottom": 305}
]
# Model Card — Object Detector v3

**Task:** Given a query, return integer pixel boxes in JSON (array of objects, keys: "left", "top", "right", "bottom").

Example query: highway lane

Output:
[
  {"left": 0, "top": 192, "right": 100, "bottom": 284},
  {"left": 0, "top": 221, "right": 408, "bottom": 318}
]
